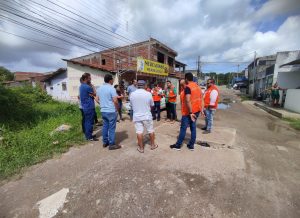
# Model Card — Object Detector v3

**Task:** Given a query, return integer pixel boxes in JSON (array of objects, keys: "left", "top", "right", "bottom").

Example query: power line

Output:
[
  {"left": 0, "top": 29, "right": 74, "bottom": 52},
  {"left": 0, "top": 2, "right": 142, "bottom": 65}
]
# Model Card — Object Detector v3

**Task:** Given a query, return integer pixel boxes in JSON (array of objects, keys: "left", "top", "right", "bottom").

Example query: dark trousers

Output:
[
  {"left": 166, "top": 102, "right": 176, "bottom": 120},
  {"left": 83, "top": 108, "right": 95, "bottom": 140},
  {"left": 80, "top": 108, "right": 85, "bottom": 133},
  {"left": 94, "top": 109, "right": 98, "bottom": 124},
  {"left": 176, "top": 112, "right": 200, "bottom": 148},
  {"left": 152, "top": 101, "right": 161, "bottom": 120},
  {"left": 118, "top": 101, "right": 123, "bottom": 120}
]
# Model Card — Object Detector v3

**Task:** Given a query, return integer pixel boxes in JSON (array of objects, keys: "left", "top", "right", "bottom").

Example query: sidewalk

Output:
[{"left": 244, "top": 100, "right": 300, "bottom": 119}]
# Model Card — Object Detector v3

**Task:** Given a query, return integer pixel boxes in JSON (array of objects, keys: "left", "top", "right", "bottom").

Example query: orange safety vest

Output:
[
  {"left": 204, "top": 85, "right": 219, "bottom": 109},
  {"left": 152, "top": 88, "right": 162, "bottom": 102},
  {"left": 181, "top": 82, "right": 202, "bottom": 116},
  {"left": 168, "top": 87, "right": 177, "bottom": 103}
]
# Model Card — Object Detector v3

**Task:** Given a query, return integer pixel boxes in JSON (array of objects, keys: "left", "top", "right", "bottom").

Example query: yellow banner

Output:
[{"left": 137, "top": 57, "right": 169, "bottom": 76}]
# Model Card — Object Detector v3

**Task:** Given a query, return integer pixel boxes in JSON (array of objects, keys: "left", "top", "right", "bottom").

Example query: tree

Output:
[{"left": 0, "top": 66, "right": 14, "bottom": 82}]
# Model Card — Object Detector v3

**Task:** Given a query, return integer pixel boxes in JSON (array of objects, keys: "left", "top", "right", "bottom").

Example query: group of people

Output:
[
  {"left": 126, "top": 79, "right": 178, "bottom": 123},
  {"left": 79, "top": 72, "right": 219, "bottom": 152}
]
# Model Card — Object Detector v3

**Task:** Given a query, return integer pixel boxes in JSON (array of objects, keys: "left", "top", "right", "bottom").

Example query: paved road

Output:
[{"left": 0, "top": 88, "right": 299, "bottom": 218}]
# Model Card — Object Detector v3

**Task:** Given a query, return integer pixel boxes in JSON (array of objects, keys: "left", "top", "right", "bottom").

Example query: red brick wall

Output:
[{"left": 73, "top": 42, "right": 178, "bottom": 75}]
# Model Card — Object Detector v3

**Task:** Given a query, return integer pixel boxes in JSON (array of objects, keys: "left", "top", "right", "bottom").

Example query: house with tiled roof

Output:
[{"left": 63, "top": 38, "right": 186, "bottom": 101}]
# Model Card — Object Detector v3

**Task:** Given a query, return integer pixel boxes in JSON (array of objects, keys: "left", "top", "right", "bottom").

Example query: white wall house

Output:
[
  {"left": 43, "top": 61, "right": 118, "bottom": 102},
  {"left": 44, "top": 69, "right": 70, "bottom": 101},
  {"left": 65, "top": 59, "right": 118, "bottom": 101}
]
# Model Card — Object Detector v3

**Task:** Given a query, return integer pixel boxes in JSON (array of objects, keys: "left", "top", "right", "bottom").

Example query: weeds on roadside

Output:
[
  {"left": 0, "top": 85, "right": 85, "bottom": 179},
  {"left": 283, "top": 118, "right": 300, "bottom": 130}
]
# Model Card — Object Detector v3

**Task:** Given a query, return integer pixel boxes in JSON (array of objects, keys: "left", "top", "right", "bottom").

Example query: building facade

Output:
[
  {"left": 43, "top": 68, "right": 69, "bottom": 101},
  {"left": 66, "top": 38, "right": 186, "bottom": 84},
  {"left": 247, "top": 50, "right": 300, "bottom": 113}
]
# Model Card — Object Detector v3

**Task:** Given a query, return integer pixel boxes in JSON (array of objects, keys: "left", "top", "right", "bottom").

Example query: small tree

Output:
[{"left": 0, "top": 66, "right": 14, "bottom": 82}]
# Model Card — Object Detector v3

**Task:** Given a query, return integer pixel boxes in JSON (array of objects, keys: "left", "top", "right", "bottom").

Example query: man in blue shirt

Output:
[
  {"left": 79, "top": 73, "right": 98, "bottom": 141},
  {"left": 97, "top": 74, "right": 122, "bottom": 150}
]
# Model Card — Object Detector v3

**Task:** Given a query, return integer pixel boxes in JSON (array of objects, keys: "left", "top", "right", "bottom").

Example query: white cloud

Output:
[{"left": 0, "top": 0, "right": 299, "bottom": 72}]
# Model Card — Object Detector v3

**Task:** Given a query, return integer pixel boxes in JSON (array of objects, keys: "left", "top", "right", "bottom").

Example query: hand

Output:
[
  {"left": 190, "top": 113, "right": 196, "bottom": 122},
  {"left": 200, "top": 110, "right": 206, "bottom": 118}
]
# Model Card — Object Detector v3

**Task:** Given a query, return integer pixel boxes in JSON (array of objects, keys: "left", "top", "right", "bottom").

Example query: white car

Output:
[{"left": 124, "top": 97, "right": 166, "bottom": 112}]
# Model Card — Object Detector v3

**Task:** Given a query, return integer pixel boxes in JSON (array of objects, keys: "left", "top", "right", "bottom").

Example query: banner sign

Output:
[{"left": 137, "top": 57, "right": 169, "bottom": 76}]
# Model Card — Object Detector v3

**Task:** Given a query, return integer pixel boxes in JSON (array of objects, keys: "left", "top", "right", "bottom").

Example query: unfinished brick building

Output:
[{"left": 65, "top": 38, "right": 186, "bottom": 87}]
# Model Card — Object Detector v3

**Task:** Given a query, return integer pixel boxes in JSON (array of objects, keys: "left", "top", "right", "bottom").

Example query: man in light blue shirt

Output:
[{"left": 96, "top": 74, "right": 122, "bottom": 150}]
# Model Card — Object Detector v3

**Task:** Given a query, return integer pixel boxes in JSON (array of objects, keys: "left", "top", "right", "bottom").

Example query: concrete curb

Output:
[{"left": 254, "top": 102, "right": 283, "bottom": 118}]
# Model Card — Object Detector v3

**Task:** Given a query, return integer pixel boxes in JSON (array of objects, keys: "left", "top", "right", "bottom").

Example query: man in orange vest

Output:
[
  {"left": 170, "top": 73, "right": 203, "bottom": 151},
  {"left": 151, "top": 83, "right": 163, "bottom": 121},
  {"left": 202, "top": 79, "right": 219, "bottom": 134},
  {"left": 165, "top": 80, "right": 177, "bottom": 123}
]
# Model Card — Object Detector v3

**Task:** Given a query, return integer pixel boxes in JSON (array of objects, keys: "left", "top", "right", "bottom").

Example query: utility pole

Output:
[
  {"left": 197, "top": 55, "right": 201, "bottom": 82},
  {"left": 237, "top": 64, "right": 240, "bottom": 78},
  {"left": 252, "top": 51, "right": 257, "bottom": 98}
]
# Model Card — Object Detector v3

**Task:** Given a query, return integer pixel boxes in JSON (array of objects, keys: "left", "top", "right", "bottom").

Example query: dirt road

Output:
[{"left": 1, "top": 88, "right": 299, "bottom": 218}]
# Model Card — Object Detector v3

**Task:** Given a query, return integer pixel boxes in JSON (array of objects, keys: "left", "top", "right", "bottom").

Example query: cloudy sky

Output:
[{"left": 0, "top": 0, "right": 300, "bottom": 73}]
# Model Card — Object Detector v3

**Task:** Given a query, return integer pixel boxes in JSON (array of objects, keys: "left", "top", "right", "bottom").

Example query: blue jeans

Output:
[
  {"left": 102, "top": 112, "right": 117, "bottom": 146},
  {"left": 204, "top": 109, "right": 216, "bottom": 130},
  {"left": 83, "top": 108, "right": 95, "bottom": 140},
  {"left": 80, "top": 109, "right": 85, "bottom": 133},
  {"left": 176, "top": 112, "right": 200, "bottom": 148},
  {"left": 152, "top": 101, "right": 161, "bottom": 120}
]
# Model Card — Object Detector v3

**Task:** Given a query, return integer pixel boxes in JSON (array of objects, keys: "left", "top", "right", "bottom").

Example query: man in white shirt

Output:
[{"left": 130, "top": 80, "right": 158, "bottom": 153}]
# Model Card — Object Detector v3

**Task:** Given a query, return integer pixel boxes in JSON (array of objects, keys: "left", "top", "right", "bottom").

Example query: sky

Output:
[{"left": 0, "top": 0, "right": 300, "bottom": 73}]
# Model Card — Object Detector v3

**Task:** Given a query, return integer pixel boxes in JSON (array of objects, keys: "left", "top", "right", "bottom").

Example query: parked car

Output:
[{"left": 124, "top": 96, "right": 166, "bottom": 113}]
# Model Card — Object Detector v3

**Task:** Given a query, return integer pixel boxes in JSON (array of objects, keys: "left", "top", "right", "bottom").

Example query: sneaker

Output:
[
  {"left": 88, "top": 138, "right": 99, "bottom": 141},
  {"left": 203, "top": 130, "right": 211, "bottom": 134},
  {"left": 109, "top": 145, "right": 122, "bottom": 150},
  {"left": 170, "top": 144, "right": 181, "bottom": 151},
  {"left": 187, "top": 145, "right": 194, "bottom": 151},
  {"left": 103, "top": 143, "right": 109, "bottom": 148},
  {"left": 201, "top": 127, "right": 207, "bottom": 130}
]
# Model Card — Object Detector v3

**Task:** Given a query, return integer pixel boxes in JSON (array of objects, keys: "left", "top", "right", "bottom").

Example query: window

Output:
[
  {"left": 168, "top": 57, "right": 174, "bottom": 66},
  {"left": 259, "top": 60, "right": 266, "bottom": 66},
  {"left": 157, "top": 52, "right": 165, "bottom": 63},
  {"left": 116, "top": 59, "right": 120, "bottom": 64},
  {"left": 102, "top": 59, "right": 106, "bottom": 65},
  {"left": 62, "top": 82, "right": 67, "bottom": 91}
]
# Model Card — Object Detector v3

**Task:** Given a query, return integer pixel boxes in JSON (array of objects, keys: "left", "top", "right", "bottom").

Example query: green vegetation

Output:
[
  {"left": 283, "top": 118, "right": 300, "bottom": 130},
  {"left": 240, "top": 95, "right": 252, "bottom": 102},
  {"left": 0, "top": 85, "right": 85, "bottom": 179},
  {"left": 0, "top": 66, "right": 14, "bottom": 82},
  {"left": 204, "top": 72, "right": 244, "bottom": 86}
]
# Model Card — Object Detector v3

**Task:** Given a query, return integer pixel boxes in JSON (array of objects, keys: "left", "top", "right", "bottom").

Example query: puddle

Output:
[{"left": 218, "top": 103, "right": 231, "bottom": 110}]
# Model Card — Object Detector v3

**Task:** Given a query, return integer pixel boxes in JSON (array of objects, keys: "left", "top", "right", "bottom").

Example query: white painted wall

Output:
[
  {"left": 45, "top": 72, "right": 69, "bottom": 101},
  {"left": 273, "top": 50, "right": 300, "bottom": 85},
  {"left": 284, "top": 89, "right": 300, "bottom": 113},
  {"left": 67, "top": 62, "right": 118, "bottom": 101},
  {"left": 277, "top": 70, "right": 300, "bottom": 89}
]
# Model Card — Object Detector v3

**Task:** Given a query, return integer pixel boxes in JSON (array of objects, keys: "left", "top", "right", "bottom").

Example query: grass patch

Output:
[
  {"left": 240, "top": 95, "right": 252, "bottom": 102},
  {"left": 283, "top": 118, "right": 300, "bottom": 130},
  {"left": 0, "top": 86, "right": 86, "bottom": 179}
]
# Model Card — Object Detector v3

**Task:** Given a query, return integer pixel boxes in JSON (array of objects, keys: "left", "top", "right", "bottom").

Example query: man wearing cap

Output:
[{"left": 130, "top": 80, "right": 158, "bottom": 153}]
